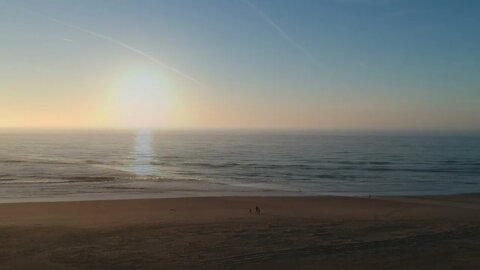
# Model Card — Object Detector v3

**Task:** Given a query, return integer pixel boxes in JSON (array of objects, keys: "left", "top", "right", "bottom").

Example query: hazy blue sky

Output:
[{"left": 1, "top": 0, "right": 479, "bottom": 130}]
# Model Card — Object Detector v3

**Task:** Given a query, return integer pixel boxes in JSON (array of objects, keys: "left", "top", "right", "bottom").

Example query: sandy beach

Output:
[{"left": 0, "top": 195, "right": 479, "bottom": 269}]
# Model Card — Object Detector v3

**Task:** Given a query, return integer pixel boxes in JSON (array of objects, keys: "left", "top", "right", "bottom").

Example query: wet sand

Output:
[{"left": 0, "top": 195, "right": 479, "bottom": 269}]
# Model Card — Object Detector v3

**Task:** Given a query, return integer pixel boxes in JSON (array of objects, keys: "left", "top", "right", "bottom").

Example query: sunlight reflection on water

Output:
[{"left": 132, "top": 129, "right": 155, "bottom": 176}]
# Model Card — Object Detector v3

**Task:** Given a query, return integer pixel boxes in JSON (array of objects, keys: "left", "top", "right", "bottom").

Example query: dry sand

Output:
[{"left": 0, "top": 195, "right": 479, "bottom": 269}]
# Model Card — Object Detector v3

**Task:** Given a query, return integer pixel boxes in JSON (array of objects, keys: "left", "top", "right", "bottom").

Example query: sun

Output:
[{"left": 114, "top": 69, "right": 173, "bottom": 128}]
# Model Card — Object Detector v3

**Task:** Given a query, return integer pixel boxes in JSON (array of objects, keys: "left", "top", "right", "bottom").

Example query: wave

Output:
[
  {"left": 84, "top": 160, "right": 107, "bottom": 165},
  {"left": 0, "top": 159, "right": 25, "bottom": 164},
  {"left": 335, "top": 160, "right": 393, "bottom": 165},
  {"left": 161, "top": 155, "right": 182, "bottom": 160},
  {"left": 440, "top": 160, "right": 458, "bottom": 164},
  {"left": 63, "top": 176, "right": 118, "bottom": 182},
  {"left": 150, "top": 161, "right": 170, "bottom": 166},
  {"left": 363, "top": 167, "right": 480, "bottom": 173},
  {"left": 3, "top": 160, "right": 82, "bottom": 165},
  {"left": 315, "top": 174, "right": 356, "bottom": 180},
  {"left": 30, "top": 159, "right": 77, "bottom": 165},
  {"left": 181, "top": 162, "right": 241, "bottom": 168}
]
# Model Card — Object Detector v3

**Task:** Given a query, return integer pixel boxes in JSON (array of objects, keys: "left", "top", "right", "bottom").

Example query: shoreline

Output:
[{"left": 1, "top": 191, "right": 480, "bottom": 204}]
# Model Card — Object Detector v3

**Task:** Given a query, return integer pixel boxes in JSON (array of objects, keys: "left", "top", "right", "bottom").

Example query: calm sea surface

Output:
[{"left": 0, "top": 130, "right": 479, "bottom": 202}]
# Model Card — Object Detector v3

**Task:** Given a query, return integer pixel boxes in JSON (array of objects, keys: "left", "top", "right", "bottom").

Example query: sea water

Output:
[{"left": 0, "top": 130, "right": 479, "bottom": 202}]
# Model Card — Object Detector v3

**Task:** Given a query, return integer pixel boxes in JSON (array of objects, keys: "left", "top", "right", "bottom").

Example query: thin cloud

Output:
[
  {"left": 243, "top": 0, "right": 318, "bottom": 66},
  {"left": 61, "top": 37, "right": 75, "bottom": 43},
  {"left": 12, "top": 4, "right": 203, "bottom": 86}
]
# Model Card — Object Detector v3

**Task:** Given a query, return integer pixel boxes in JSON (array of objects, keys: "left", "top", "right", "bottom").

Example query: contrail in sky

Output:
[
  {"left": 243, "top": 0, "right": 318, "bottom": 66},
  {"left": 12, "top": 4, "right": 203, "bottom": 86}
]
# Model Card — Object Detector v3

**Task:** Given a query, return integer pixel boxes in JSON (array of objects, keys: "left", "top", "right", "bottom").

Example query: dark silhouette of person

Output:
[{"left": 255, "top": 206, "right": 261, "bottom": 215}]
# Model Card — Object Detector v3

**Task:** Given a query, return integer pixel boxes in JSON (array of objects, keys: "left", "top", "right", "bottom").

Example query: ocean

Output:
[{"left": 0, "top": 130, "right": 479, "bottom": 202}]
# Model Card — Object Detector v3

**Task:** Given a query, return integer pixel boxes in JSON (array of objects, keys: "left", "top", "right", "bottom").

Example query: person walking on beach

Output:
[{"left": 255, "top": 206, "right": 261, "bottom": 215}]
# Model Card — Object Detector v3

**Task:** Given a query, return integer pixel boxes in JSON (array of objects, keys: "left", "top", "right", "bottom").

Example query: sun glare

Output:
[{"left": 114, "top": 69, "right": 173, "bottom": 128}]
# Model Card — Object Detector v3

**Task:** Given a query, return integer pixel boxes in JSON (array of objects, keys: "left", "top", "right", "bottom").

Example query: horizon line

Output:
[{"left": 1, "top": 127, "right": 479, "bottom": 134}]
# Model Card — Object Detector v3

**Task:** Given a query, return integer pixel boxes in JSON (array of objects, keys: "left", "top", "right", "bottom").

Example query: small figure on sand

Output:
[
  {"left": 249, "top": 208, "right": 252, "bottom": 214},
  {"left": 255, "top": 206, "right": 261, "bottom": 215}
]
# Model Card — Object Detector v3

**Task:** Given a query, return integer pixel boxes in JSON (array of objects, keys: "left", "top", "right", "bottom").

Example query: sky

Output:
[{"left": 0, "top": 0, "right": 479, "bottom": 130}]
